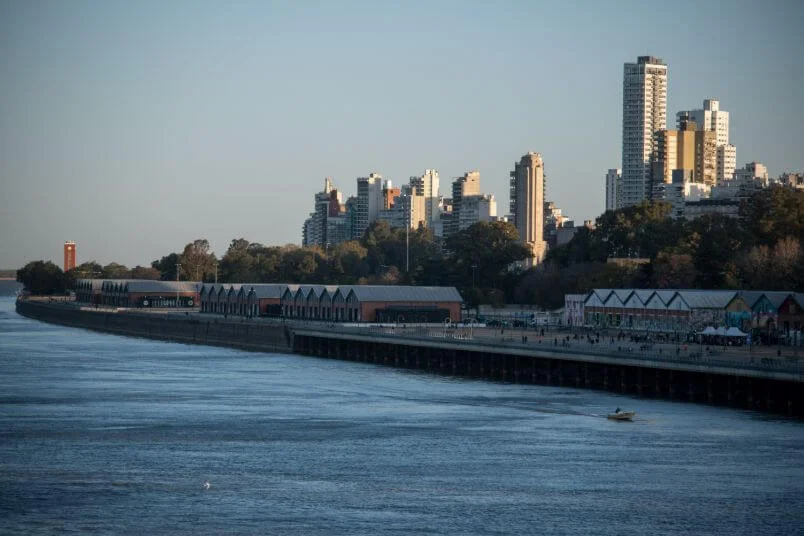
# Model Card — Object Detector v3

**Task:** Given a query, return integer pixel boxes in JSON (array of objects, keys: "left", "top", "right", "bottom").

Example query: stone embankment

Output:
[{"left": 15, "top": 300, "right": 291, "bottom": 354}]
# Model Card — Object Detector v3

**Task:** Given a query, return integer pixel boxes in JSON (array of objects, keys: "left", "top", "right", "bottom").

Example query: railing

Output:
[{"left": 294, "top": 322, "right": 804, "bottom": 378}]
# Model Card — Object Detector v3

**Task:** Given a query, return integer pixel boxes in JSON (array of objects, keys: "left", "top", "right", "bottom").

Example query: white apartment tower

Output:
[
  {"left": 690, "top": 99, "right": 729, "bottom": 146},
  {"left": 446, "top": 171, "right": 481, "bottom": 237},
  {"left": 510, "top": 153, "right": 547, "bottom": 267},
  {"left": 605, "top": 169, "right": 621, "bottom": 212},
  {"left": 409, "top": 169, "right": 440, "bottom": 228},
  {"left": 355, "top": 173, "right": 385, "bottom": 239},
  {"left": 621, "top": 56, "right": 667, "bottom": 208}
]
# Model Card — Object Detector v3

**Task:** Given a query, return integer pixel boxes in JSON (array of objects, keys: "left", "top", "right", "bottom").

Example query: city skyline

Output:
[{"left": 1, "top": 1, "right": 802, "bottom": 268}]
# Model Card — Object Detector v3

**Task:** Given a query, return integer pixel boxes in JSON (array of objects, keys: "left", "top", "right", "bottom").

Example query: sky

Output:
[{"left": 1, "top": 0, "right": 802, "bottom": 270}]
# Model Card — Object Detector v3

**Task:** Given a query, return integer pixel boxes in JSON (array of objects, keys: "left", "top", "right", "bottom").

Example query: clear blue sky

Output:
[{"left": 1, "top": 0, "right": 802, "bottom": 269}]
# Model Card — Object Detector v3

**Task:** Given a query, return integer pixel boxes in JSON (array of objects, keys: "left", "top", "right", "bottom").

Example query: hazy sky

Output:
[{"left": 1, "top": 0, "right": 802, "bottom": 270}]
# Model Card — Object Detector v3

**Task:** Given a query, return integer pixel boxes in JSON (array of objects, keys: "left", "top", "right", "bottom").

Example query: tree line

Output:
[
  {"left": 17, "top": 221, "right": 531, "bottom": 305},
  {"left": 517, "top": 185, "right": 804, "bottom": 308},
  {"left": 17, "top": 185, "right": 803, "bottom": 308}
]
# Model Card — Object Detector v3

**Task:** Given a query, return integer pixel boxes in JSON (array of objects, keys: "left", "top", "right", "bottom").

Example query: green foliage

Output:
[
  {"left": 151, "top": 252, "right": 180, "bottom": 281},
  {"left": 130, "top": 265, "right": 161, "bottom": 280},
  {"left": 17, "top": 261, "right": 67, "bottom": 295},
  {"left": 443, "top": 221, "right": 531, "bottom": 305},
  {"left": 533, "top": 188, "right": 804, "bottom": 306},
  {"left": 102, "top": 262, "right": 130, "bottom": 279},
  {"left": 740, "top": 184, "right": 804, "bottom": 246},
  {"left": 179, "top": 239, "right": 217, "bottom": 282}
]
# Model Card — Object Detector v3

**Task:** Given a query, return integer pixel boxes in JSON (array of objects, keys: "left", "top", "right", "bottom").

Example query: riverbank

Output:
[{"left": 15, "top": 299, "right": 804, "bottom": 416}]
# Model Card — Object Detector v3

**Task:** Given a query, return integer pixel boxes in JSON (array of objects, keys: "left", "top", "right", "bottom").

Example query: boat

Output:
[{"left": 607, "top": 409, "right": 636, "bottom": 421}]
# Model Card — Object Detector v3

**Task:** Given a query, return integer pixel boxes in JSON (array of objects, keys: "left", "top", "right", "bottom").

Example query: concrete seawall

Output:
[{"left": 15, "top": 301, "right": 291, "bottom": 354}]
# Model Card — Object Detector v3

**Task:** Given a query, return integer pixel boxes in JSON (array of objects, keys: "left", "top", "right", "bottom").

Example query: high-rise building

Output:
[
  {"left": 63, "top": 241, "right": 76, "bottom": 272},
  {"left": 694, "top": 129, "right": 718, "bottom": 186},
  {"left": 355, "top": 173, "right": 385, "bottom": 239},
  {"left": 446, "top": 171, "right": 481, "bottom": 237},
  {"left": 510, "top": 153, "right": 547, "bottom": 267},
  {"left": 377, "top": 185, "right": 427, "bottom": 230},
  {"left": 302, "top": 178, "right": 346, "bottom": 248},
  {"left": 409, "top": 169, "right": 440, "bottom": 228},
  {"left": 652, "top": 130, "right": 678, "bottom": 185},
  {"left": 652, "top": 121, "right": 697, "bottom": 185},
  {"left": 382, "top": 181, "right": 401, "bottom": 210},
  {"left": 679, "top": 99, "right": 736, "bottom": 183},
  {"left": 716, "top": 144, "right": 737, "bottom": 183},
  {"left": 689, "top": 99, "right": 729, "bottom": 146},
  {"left": 458, "top": 194, "right": 497, "bottom": 231},
  {"left": 621, "top": 56, "right": 667, "bottom": 208},
  {"left": 605, "top": 169, "right": 621, "bottom": 212}
]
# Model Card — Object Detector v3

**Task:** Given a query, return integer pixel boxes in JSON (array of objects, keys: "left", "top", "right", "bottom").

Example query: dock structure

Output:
[{"left": 290, "top": 324, "right": 803, "bottom": 417}]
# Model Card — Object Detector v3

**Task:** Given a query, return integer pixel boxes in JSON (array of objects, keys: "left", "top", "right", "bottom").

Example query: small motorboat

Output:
[{"left": 607, "top": 408, "right": 635, "bottom": 421}]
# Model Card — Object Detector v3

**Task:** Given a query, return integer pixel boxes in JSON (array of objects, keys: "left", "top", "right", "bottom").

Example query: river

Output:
[{"left": 0, "top": 296, "right": 802, "bottom": 534}]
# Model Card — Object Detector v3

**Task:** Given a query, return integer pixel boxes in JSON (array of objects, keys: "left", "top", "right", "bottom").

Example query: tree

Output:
[
  {"left": 102, "top": 262, "right": 130, "bottom": 279},
  {"left": 327, "top": 241, "right": 370, "bottom": 284},
  {"left": 219, "top": 238, "right": 255, "bottom": 282},
  {"left": 771, "top": 236, "right": 801, "bottom": 289},
  {"left": 130, "top": 265, "right": 161, "bottom": 280},
  {"left": 17, "top": 261, "right": 66, "bottom": 295},
  {"left": 651, "top": 251, "right": 698, "bottom": 289},
  {"left": 740, "top": 185, "right": 804, "bottom": 247},
  {"left": 278, "top": 247, "right": 325, "bottom": 283},
  {"left": 687, "top": 214, "right": 742, "bottom": 288},
  {"left": 151, "top": 253, "right": 180, "bottom": 281},
  {"left": 445, "top": 221, "right": 531, "bottom": 301},
  {"left": 179, "top": 239, "right": 217, "bottom": 282}
]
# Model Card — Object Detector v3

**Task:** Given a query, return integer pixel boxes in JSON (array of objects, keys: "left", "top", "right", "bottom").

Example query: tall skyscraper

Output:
[
  {"left": 409, "top": 169, "right": 440, "bottom": 228},
  {"left": 355, "top": 173, "right": 384, "bottom": 239},
  {"left": 63, "top": 241, "right": 76, "bottom": 272},
  {"left": 510, "top": 153, "right": 547, "bottom": 267},
  {"left": 605, "top": 169, "right": 621, "bottom": 212},
  {"left": 621, "top": 56, "right": 667, "bottom": 207}
]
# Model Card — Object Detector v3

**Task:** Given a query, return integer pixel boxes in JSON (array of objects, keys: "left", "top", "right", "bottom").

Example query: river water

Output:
[{"left": 1, "top": 297, "right": 802, "bottom": 535}]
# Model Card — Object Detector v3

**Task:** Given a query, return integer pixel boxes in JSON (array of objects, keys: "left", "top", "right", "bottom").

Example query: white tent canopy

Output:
[
  {"left": 725, "top": 327, "right": 748, "bottom": 337},
  {"left": 699, "top": 326, "right": 717, "bottom": 335}
]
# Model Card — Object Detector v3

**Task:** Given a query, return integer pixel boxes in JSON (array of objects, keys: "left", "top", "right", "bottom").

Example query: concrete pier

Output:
[{"left": 290, "top": 327, "right": 804, "bottom": 417}]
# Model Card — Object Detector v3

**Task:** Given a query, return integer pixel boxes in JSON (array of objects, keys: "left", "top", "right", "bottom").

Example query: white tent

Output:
[
  {"left": 715, "top": 326, "right": 728, "bottom": 336},
  {"left": 725, "top": 327, "right": 748, "bottom": 337},
  {"left": 700, "top": 326, "right": 717, "bottom": 335}
]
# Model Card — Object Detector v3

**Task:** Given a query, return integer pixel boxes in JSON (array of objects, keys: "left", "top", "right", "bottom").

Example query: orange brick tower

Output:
[{"left": 63, "top": 241, "right": 76, "bottom": 272}]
